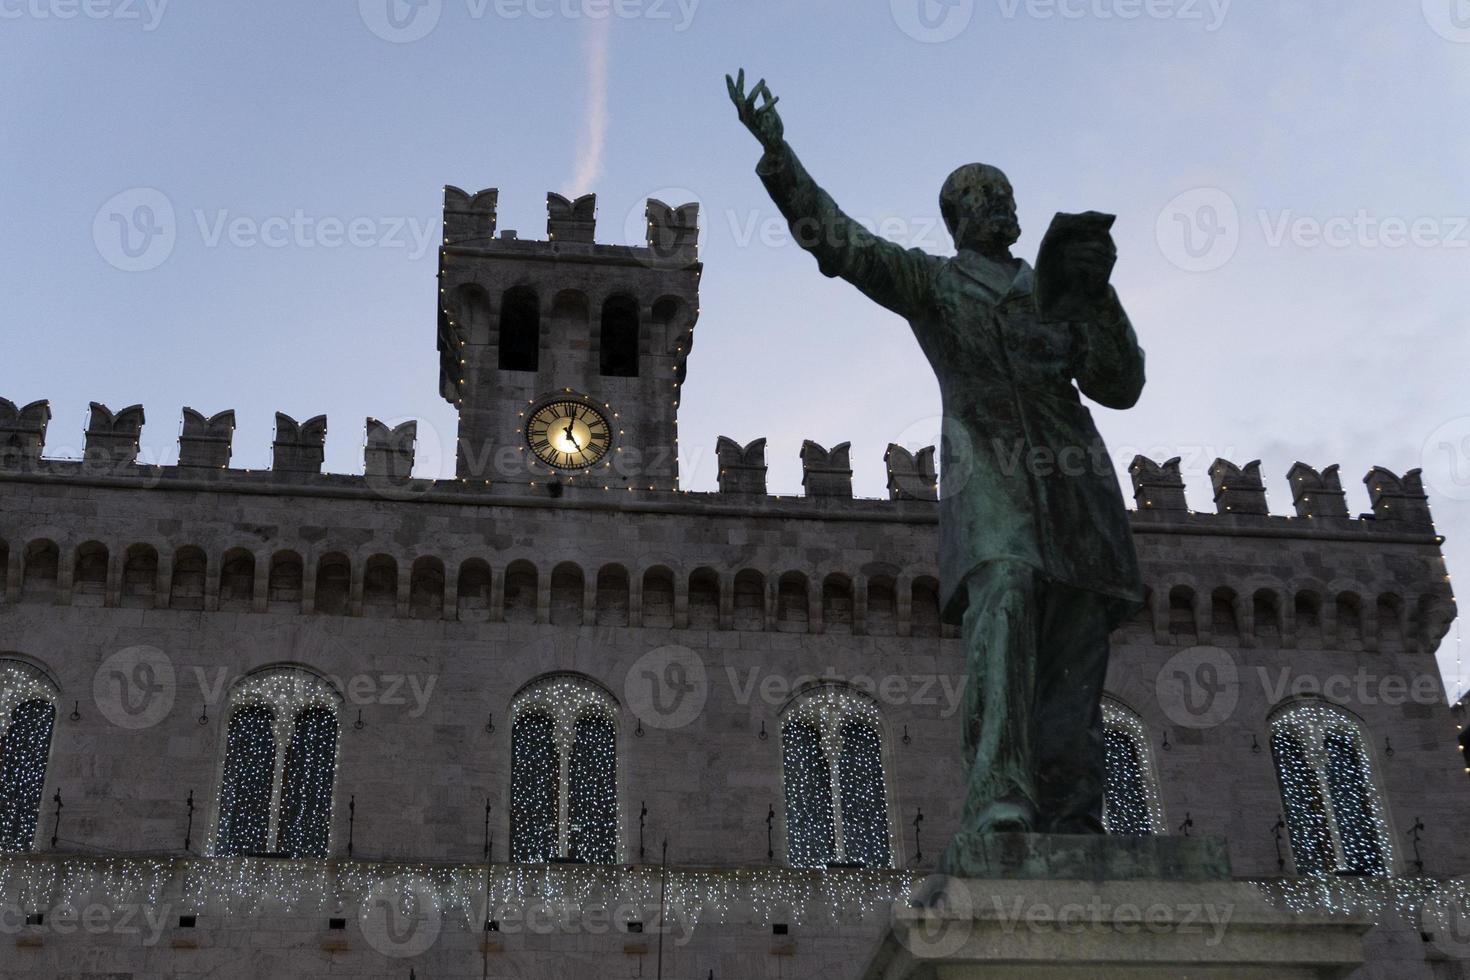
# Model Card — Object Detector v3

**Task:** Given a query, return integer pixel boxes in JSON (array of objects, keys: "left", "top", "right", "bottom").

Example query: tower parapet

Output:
[
  {"left": 1129, "top": 455, "right": 1188, "bottom": 512},
  {"left": 364, "top": 419, "right": 417, "bottom": 481},
  {"left": 1287, "top": 462, "right": 1349, "bottom": 519},
  {"left": 178, "top": 409, "right": 235, "bottom": 469},
  {"left": 272, "top": 413, "right": 327, "bottom": 474},
  {"left": 1209, "top": 458, "right": 1268, "bottom": 515},
  {"left": 1365, "top": 466, "right": 1432, "bottom": 526},
  {"left": 0, "top": 398, "right": 50, "bottom": 468},
  {"left": 717, "top": 437, "right": 768, "bottom": 495},
  {"left": 646, "top": 199, "right": 700, "bottom": 264},
  {"left": 83, "top": 403, "right": 144, "bottom": 468},
  {"left": 443, "top": 186, "right": 498, "bottom": 247},
  {"left": 546, "top": 192, "right": 597, "bottom": 244},
  {"left": 885, "top": 444, "right": 937, "bottom": 501},
  {"left": 801, "top": 440, "right": 853, "bottom": 498}
]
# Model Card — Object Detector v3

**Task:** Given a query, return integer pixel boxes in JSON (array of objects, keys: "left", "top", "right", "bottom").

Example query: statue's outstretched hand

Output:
[{"left": 726, "top": 69, "right": 784, "bottom": 152}]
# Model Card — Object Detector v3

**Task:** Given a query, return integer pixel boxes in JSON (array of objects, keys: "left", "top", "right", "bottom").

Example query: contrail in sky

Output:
[{"left": 568, "top": 17, "right": 611, "bottom": 198}]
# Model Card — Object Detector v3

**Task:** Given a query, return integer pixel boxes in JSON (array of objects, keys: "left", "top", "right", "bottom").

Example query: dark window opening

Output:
[
  {"left": 599, "top": 296, "right": 640, "bottom": 377},
  {"left": 499, "top": 287, "right": 540, "bottom": 372}
]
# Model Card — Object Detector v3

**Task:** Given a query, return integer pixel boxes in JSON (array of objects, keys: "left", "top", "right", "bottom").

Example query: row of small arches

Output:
[
  {"left": 0, "top": 538, "right": 949, "bottom": 637},
  {"left": 1144, "top": 582, "right": 1449, "bottom": 652}
]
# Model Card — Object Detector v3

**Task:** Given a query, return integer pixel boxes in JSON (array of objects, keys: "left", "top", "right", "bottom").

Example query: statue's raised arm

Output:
[{"left": 725, "top": 70, "right": 939, "bottom": 318}]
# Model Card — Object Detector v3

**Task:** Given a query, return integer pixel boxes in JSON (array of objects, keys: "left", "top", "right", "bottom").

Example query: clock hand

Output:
[{"left": 563, "top": 422, "right": 581, "bottom": 451}]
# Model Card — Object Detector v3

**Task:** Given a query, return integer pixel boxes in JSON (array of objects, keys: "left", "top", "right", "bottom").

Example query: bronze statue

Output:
[{"left": 727, "top": 71, "right": 1147, "bottom": 868}]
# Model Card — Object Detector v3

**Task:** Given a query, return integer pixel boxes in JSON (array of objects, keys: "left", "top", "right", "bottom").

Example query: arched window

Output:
[
  {"left": 314, "top": 553, "right": 351, "bottom": 616},
  {"left": 599, "top": 295, "right": 640, "bottom": 377},
  {"left": 214, "top": 668, "right": 341, "bottom": 859},
  {"left": 780, "top": 685, "right": 891, "bottom": 870},
  {"left": 822, "top": 574, "right": 853, "bottom": 634},
  {"left": 1101, "top": 699, "right": 1165, "bottom": 837},
  {"left": 73, "top": 541, "right": 109, "bottom": 601},
  {"left": 0, "top": 661, "right": 59, "bottom": 853},
  {"left": 1270, "top": 702, "right": 1390, "bottom": 876},
  {"left": 498, "top": 286, "right": 540, "bottom": 372},
  {"left": 510, "top": 674, "right": 619, "bottom": 865}
]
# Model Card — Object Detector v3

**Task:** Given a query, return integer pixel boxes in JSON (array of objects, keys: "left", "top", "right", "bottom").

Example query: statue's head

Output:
[{"left": 940, "top": 164, "right": 1020, "bottom": 254}]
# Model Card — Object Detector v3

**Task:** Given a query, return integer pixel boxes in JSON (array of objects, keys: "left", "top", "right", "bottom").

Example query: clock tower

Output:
[{"left": 437, "top": 187, "right": 701, "bottom": 491}]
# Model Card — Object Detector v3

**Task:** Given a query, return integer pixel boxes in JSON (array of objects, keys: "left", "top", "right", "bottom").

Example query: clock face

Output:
[{"left": 526, "top": 399, "right": 612, "bottom": 470}]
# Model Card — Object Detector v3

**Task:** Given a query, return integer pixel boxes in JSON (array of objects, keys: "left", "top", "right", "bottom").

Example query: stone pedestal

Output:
[{"left": 864, "top": 836, "right": 1369, "bottom": 980}]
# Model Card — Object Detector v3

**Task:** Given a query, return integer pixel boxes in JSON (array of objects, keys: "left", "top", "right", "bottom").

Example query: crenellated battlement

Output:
[
  {"left": 0, "top": 401, "right": 1450, "bottom": 548},
  {"left": 439, "top": 186, "right": 700, "bottom": 262},
  {"left": 0, "top": 397, "right": 49, "bottom": 466}
]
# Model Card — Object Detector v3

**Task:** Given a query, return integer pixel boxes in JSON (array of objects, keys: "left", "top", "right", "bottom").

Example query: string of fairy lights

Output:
[
  {"left": 211, "top": 669, "right": 343, "bottom": 860},
  {"left": 1270, "top": 703, "right": 1391, "bottom": 876},
  {"left": 781, "top": 686, "right": 890, "bottom": 869},
  {"left": 3, "top": 851, "right": 1468, "bottom": 939},
  {"left": 1101, "top": 699, "right": 1166, "bottom": 837},
  {"left": 0, "top": 854, "right": 917, "bottom": 927},
  {"left": 0, "top": 661, "right": 59, "bottom": 853},
  {"left": 509, "top": 675, "right": 620, "bottom": 864}
]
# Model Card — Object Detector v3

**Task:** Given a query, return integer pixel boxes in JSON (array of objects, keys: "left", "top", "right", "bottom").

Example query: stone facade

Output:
[{"left": 0, "top": 189, "right": 1464, "bottom": 980}]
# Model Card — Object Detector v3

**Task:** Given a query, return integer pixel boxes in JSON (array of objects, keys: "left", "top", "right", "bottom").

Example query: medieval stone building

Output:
[{"left": 0, "top": 185, "right": 1463, "bottom": 979}]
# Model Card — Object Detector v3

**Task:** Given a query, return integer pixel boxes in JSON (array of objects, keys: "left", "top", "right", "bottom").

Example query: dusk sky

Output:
[{"left": 3, "top": 2, "right": 1467, "bottom": 689}]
